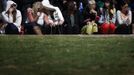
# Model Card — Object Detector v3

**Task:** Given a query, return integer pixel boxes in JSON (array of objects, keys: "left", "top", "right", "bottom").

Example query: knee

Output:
[
  {"left": 101, "top": 23, "right": 109, "bottom": 29},
  {"left": 109, "top": 23, "right": 116, "bottom": 29}
]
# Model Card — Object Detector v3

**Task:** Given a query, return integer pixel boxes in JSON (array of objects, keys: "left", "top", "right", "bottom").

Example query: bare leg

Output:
[{"left": 33, "top": 26, "right": 43, "bottom": 35}]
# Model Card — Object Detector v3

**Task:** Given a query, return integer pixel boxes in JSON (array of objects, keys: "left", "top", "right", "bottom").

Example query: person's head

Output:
[
  {"left": 5, "top": 1, "right": 17, "bottom": 22},
  {"left": 88, "top": 0, "right": 96, "bottom": 10},
  {"left": 10, "top": 4, "right": 17, "bottom": 10},
  {"left": 67, "top": 1, "right": 77, "bottom": 12},
  {"left": 120, "top": 1, "right": 129, "bottom": 14},
  {"left": 32, "top": 2, "right": 44, "bottom": 13},
  {"left": 6, "top": 1, "right": 17, "bottom": 12},
  {"left": 104, "top": 0, "right": 110, "bottom": 8},
  {"left": 32, "top": 2, "right": 49, "bottom": 15}
]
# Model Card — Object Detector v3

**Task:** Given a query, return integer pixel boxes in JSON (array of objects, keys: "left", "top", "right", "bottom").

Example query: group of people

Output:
[{"left": 0, "top": 0, "right": 133, "bottom": 35}]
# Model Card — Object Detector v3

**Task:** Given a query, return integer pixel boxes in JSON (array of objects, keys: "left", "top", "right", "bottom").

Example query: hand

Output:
[
  {"left": 48, "top": 19, "right": 54, "bottom": 26},
  {"left": 37, "top": 12, "right": 41, "bottom": 16},
  {"left": 27, "top": 8, "right": 33, "bottom": 13},
  {"left": 91, "top": 9, "right": 97, "bottom": 14},
  {"left": 58, "top": 20, "right": 64, "bottom": 25},
  {"left": 9, "top": 8, "right": 14, "bottom": 13},
  {"left": 126, "top": 18, "right": 130, "bottom": 25}
]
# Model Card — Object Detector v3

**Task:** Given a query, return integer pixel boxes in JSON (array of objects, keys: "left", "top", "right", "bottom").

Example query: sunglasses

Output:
[{"left": 11, "top": 4, "right": 17, "bottom": 8}]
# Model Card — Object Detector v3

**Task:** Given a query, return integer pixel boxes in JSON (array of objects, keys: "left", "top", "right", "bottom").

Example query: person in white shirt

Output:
[
  {"left": 26, "top": 2, "right": 53, "bottom": 35},
  {"left": 2, "top": 0, "right": 22, "bottom": 34},
  {"left": 41, "top": 0, "right": 64, "bottom": 25},
  {"left": 116, "top": 1, "right": 132, "bottom": 34}
]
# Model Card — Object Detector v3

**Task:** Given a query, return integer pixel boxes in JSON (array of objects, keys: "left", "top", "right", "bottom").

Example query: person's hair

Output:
[
  {"left": 90, "top": 12, "right": 96, "bottom": 21},
  {"left": 6, "top": 9, "right": 17, "bottom": 22},
  {"left": 119, "top": 1, "right": 128, "bottom": 10},
  {"left": 88, "top": 0, "right": 96, "bottom": 10},
  {"left": 119, "top": 1, "right": 129, "bottom": 15},
  {"left": 103, "top": 0, "right": 115, "bottom": 19},
  {"left": 32, "top": 2, "right": 49, "bottom": 16},
  {"left": 67, "top": 1, "right": 77, "bottom": 14}
]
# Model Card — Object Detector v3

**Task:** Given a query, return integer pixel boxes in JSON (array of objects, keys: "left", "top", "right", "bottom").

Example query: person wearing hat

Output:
[
  {"left": 2, "top": 0, "right": 22, "bottom": 34},
  {"left": 42, "top": 0, "right": 64, "bottom": 25},
  {"left": 98, "top": 0, "right": 116, "bottom": 34}
]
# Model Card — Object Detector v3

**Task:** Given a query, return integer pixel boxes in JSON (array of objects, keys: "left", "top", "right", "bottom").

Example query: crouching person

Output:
[
  {"left": 2, "top": 0, "right": 22, "bottom": 34},
  {"left": 25, "top": 2, "right": 53, "bottom": 35}
]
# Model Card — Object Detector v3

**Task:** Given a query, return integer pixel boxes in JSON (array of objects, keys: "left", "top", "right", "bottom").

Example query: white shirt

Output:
[
  {"left": 2, "top": 10, "right": 22, "bottom": 31},
  {"left": 117, "top": 10, "right": 132, "bottom": 25}
]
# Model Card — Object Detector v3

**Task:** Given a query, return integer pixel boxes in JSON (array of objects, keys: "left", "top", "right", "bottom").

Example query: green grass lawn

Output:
[{"left": 0, "top": 35, "right": 134, "bottom": 75}]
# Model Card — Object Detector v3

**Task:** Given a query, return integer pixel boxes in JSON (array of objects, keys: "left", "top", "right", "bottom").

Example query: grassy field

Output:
[{"left": 0, "top": 35, "right": 134, "bottom": 75}]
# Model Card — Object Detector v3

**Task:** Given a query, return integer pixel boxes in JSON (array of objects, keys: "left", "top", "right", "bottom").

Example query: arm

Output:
[
  {"left": 13, "top": 10, "right": 22, "bottom": 27},
  {"left": 98, "top": 15, "right": 104, "bottom": 24},
  {"left": 117, "top": 11, "right": 124, "bottom": 25},
  {"left": 2, "top": 11, "right": 13, "bottom": 23},
  {"left": 111, "top": 9, "right": 116, "bottom": 24},
  {"left": 127, "top": 10, "right": 132, "bottom": 25},
  {"left": 44, "top": 14, "right": 50, "bottom": 25}
]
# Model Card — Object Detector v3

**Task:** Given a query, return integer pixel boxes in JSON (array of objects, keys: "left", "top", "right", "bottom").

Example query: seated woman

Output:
[
  {"left": 98, "top": 0, "right": 116, "bottom": 34},
  {"left": 2, "top": 0, "right": 22, "bottom": 34},
  {"left": 82, "top": 0, "right": 98, "bottom": 34},
  {"left": 63, "top": 1, "right": 80, "bottom": 34},
  {"left": 42, "top": 0, "right": 64, "bottom": 25},
  {"left": 25, "top": 2, "right": 53, "bottom": 35},
  {"left": 116, "top": 1, "right": 132, "bottom": 34}
]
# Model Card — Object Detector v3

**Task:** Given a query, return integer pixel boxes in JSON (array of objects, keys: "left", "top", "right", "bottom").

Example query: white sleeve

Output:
[
  {"left": 117, "top": 11, "right": 124, "bottom": 25},
  {"left": 13, "top": 10, "right": 22, "bottom": 27},
  {"left": 99, "top": 15, "right": 104, "bottom": 24},
  {"left": 111, "top": 12, "right": 116, "bottom": 23},
  {"left": 2, "top": 11, "right": 12, "bottom": 23},
  {"left": 127, "top": 10, "right": 132, "bottom": 25}
]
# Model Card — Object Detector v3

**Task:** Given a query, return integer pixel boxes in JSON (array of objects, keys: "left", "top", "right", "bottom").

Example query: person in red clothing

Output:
[{"left": 98, "top": 0, "right": 116, "bottom": 34}]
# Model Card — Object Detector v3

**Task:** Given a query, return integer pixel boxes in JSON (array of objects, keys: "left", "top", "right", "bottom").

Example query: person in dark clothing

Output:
[
  {"left": 49, "top": 0, "right": 64, "bottom": 10},
  {"left": 81, "top": 0, "right": 98, "bottom": 34},
  {"left": 129, "top": 0, "right": 134, "bottom": 33},
  {"left": 0, "top": 0, "right": 3, "bottom": 13},
  {"left": 63, "top": 1, "right": 80, "bottom": 34}
]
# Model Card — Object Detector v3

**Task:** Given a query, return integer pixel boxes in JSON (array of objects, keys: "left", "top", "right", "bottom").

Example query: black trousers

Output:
[
  {"left": 5, "top": 23, "right": 19, "bottom": 34},
  {"left": 115, "top": 24, "right": 132, "bottom": 34}
]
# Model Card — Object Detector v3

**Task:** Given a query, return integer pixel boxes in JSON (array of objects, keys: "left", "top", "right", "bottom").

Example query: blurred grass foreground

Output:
[{"left": 0, "top": 35, "right": 134, "bottom": 75}]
